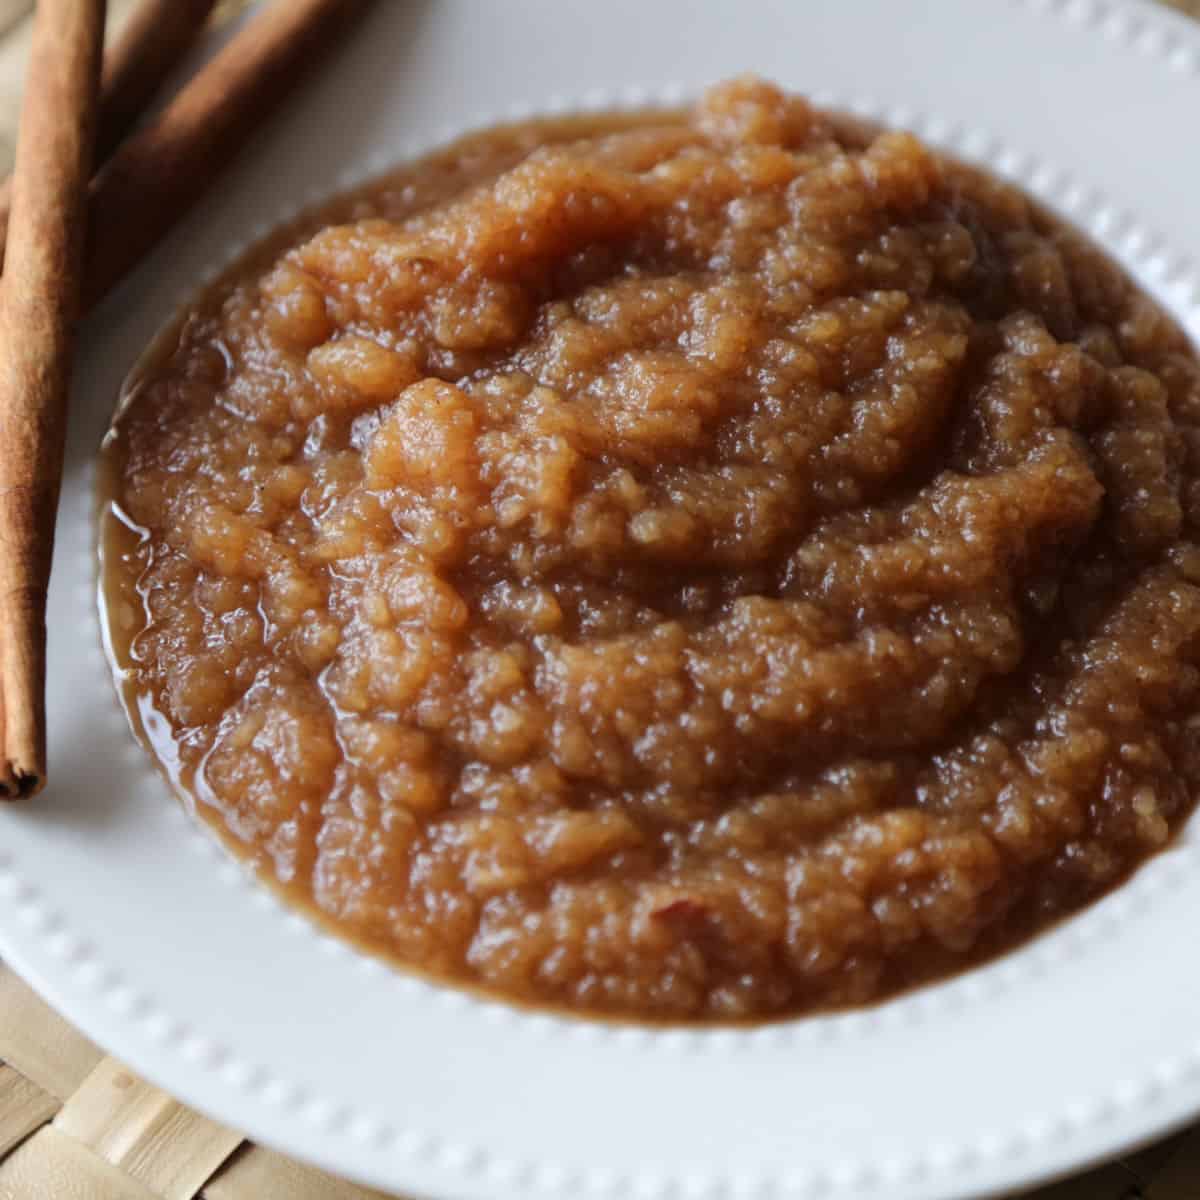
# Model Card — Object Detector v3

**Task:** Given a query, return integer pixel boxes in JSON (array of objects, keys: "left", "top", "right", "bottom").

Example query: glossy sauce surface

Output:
[{"left": 101, "top": 80, "right": 1200, "bottom": 1020}]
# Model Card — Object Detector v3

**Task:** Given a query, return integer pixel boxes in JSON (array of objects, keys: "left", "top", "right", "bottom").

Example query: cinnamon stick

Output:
[
  {"left": 0, "top": 0, "right": 372, "bottom": 796},
  {"left": 84, "top": 0, "right": 372, "bottom": 308},
  {"left": 0, "top": 0, "right": 105, "bottom": 797},
  {"left": 94, "top": 0, "right": 218, "bottom": 162},
  {"left": 0, "top": 0, "right": 217, "bottom": 268}
]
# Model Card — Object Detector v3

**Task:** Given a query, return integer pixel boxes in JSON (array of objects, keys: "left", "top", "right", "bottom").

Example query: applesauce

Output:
[{"left": 99, "top": 79, "right": 1200, "bottom": 1020}]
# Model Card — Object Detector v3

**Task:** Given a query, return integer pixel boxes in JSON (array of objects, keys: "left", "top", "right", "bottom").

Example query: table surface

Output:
[{"left": 0, "top": 2, "right": 1197, "bottom": 1197}]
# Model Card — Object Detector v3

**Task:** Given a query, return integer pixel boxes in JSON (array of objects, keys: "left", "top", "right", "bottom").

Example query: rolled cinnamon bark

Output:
[
  {"left": 0, "top": 0, "right": 373, "bottom": 797},
  {"left": 0, "top": 0, "right": 217, "bottom": 267},
  {"left": 84, "top": 0, "right": 372, "bottom": 308},
  {"left": 0, "top": 0, "right": 105, "bottom": 797},
  {"left": 95, "top": 0, "right": 218, "bottom": 161}
]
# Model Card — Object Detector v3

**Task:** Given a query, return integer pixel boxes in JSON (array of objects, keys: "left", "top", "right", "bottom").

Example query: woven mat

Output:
[{"left": 1, "top": 2, "right": 1199, "bottom": 1197}]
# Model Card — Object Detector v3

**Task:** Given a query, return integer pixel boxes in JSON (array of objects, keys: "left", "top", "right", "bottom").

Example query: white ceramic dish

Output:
[{"left": 2, "top": 1, "right": 1200, "bottom": 1197}]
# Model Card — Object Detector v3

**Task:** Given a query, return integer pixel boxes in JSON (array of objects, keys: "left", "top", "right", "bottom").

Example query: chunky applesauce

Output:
[{"left": 99, "top": 79, "right": 1200, "bottom": 1020}]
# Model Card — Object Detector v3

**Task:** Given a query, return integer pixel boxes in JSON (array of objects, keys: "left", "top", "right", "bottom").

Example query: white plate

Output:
[{"left": 3, "top": 1, "right": 1200, "bottom": 1197}]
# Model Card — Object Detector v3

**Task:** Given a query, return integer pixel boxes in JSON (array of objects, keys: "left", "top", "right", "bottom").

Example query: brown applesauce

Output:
[{"left": 99, "top": 79, "right": 1200, "bottom": 1021}]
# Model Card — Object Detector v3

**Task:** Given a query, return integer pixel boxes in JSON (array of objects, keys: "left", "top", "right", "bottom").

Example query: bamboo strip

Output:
[
  {"left": 0, "top": 1064, "right": 55, "bottom": 1158},
  {"left": 0, "top": 967, "right": 101, "bottom": 1100},
  {"left": 0, "top": 1121, "right": 163, "bottom": 1199},
  {"left": 55, "top": 1059, "right": 242, "bottom": 1200},
  {"left": 203, "top": 1142, "right": 392, "bottom": 1200}
]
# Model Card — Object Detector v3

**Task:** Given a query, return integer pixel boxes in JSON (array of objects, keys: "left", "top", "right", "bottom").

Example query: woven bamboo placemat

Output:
[{"left": 1, "top": 2, "right": 1199, "bottom": 1196}]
